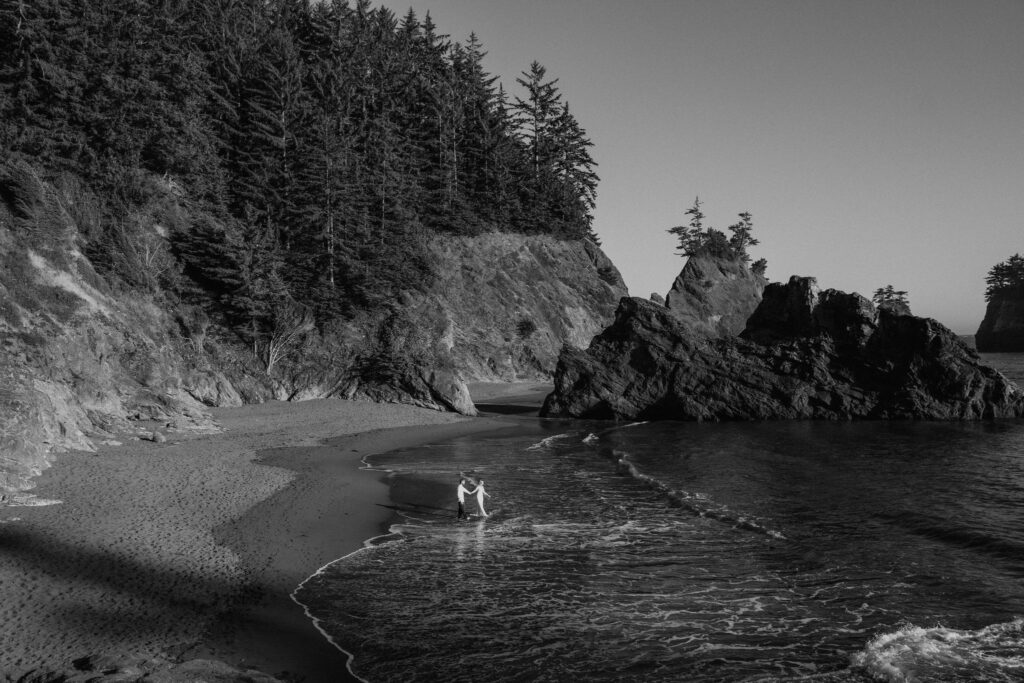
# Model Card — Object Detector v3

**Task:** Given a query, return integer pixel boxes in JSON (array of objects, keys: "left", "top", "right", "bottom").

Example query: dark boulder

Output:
[
  {"left": 743, "top": 277, "right": 876, "bottom": 349},
  {"left": 541, "top": 276, "right": 1024, "bottom": 421}
]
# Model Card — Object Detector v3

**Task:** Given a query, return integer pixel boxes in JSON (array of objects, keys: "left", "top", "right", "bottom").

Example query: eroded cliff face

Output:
[
  {"left": 0, "top": 250, "right": 224, "bottom": 499},
  {"left": 542, "top": 275, "right": 1023, "bottom": 421},
  {"left": 975, "top": 294, "right": 1024, "bottom": 352}
]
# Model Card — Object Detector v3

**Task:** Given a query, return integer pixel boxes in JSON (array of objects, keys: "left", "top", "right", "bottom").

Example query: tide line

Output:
[{"left": 288, "top": 453, "right": 417, "bottom": 683}]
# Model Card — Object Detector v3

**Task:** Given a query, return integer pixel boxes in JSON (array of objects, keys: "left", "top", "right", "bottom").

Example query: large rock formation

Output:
[
  {"left": 541, "top": 275, "right": 1024, "bottom": 421},
  {"left": 663, "top": 250, "right": 766, "bottom": 337},
  {"left": 975, "top": 292, "right": 1024, "bottom": 351}
]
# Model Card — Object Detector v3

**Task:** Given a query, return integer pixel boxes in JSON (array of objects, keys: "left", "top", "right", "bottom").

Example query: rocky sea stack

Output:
[
  {"left": 975, "top": 253, "right": 1024, "bottom": 352},
  {"left": 975, "top": 292, "right": 1024, "bottom": 352},
  {"left": 542, "top": 267, "right": 1024, "bottom": 421}
]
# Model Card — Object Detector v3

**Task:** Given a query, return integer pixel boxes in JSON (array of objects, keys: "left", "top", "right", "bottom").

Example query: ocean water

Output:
[{"left": 295, "top": 354, "right": 1024, "bottom": 682}]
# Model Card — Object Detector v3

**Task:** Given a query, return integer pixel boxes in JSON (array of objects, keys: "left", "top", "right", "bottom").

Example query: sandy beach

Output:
[{"left": 0, "top": 395, "right": 533, "bottom": 681}]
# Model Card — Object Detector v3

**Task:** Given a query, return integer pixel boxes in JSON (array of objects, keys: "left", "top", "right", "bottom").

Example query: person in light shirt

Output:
[{"left": 456, "top": 477, "right": 473, "bottom": 519}]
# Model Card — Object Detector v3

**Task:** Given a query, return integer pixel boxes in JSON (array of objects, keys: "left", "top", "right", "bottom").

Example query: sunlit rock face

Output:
[
  {"left": 427, "top": 233, "right": 627, "bottom": 381},
  {"left": 663, "top": 250, "right": 766, "bottom": 338}
]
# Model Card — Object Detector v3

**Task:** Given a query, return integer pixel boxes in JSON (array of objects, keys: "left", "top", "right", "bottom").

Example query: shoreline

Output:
[
  {"left": 193, "top": 417, "right": 519, "bottom": 682},
  {"left": 0, "top": 395, "right": 541, "bottom": 681}
]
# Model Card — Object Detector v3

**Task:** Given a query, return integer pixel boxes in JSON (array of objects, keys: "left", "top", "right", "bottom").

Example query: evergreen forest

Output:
[{"left": 0, "top": 0, "right": 600, "bottom": 357}]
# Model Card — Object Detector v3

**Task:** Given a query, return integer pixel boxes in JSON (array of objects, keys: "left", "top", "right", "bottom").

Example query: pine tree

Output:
[
  {"left": 550, "top": 102, "right": 598, "bottom": 237},
  {"left": 467, "top": 81, "right": 523, "bottom": 229},
  {"left": 668, "top": 197, "right": 707, "bottom": 256},
  {"left": 514, "top": 61, "right": 562, "bottom": 182},
  {"left": 512, "top": 62, "right": 562, "bottom": 231},
  {"left": 454, "top": 33, "right": 501, "bottom": 228},
  {"left": 726, "top": 211, "right": 759, "bottom": 262},
  {"left": 872, "top": 285, "right": 909, "bottom": 307}
]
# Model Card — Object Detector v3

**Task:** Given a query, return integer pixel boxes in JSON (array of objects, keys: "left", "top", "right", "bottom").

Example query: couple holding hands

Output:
[{"left": 456, "top": 475, "right": 491, "bottom": 519}]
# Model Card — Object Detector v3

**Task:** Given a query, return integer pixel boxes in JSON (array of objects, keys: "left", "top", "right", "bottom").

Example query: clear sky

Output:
[{"left": 384, "top": 0, "right": 1024, "bottom": 333}]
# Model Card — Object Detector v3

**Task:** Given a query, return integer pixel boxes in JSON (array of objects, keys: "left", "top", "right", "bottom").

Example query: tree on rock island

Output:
[
  {"left": 872, "top": 285, "right": 910, "bottom": 308},
  {"left": 976, "top": 253, "right": 1024, "bottom": 352},
  {"left": 871, "top": 285, "right": 912, "bottom": 316},
  {"left": 667, "top": 197, "right": 763, "bottom": 269},
  {"left": 985, "top": 254, "right": 1024, "bottom": 300}
]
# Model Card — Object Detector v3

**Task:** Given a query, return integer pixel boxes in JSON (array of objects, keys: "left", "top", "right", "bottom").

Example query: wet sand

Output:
[{"left": 0, "top": 398, "right": 524, "bottom": 681}]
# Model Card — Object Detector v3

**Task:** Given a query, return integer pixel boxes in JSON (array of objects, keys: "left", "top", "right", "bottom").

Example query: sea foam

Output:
[
  {"left": 610, "top": 449, "right": 787, "bottom": 540},
  {"left": 526, "top": 432, "right": 574, "bottom": 450},
  {"left": 851, "top": 618, "right": 1024, "bottom": 682}
]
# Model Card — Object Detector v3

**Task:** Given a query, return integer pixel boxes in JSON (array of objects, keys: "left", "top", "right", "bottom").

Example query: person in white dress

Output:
[{"left": 468, "top": 478, "right": 491, "bottom": 517}]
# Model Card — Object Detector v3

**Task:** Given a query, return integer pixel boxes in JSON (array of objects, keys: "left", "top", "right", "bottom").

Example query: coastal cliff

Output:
[
  {"left": 0, "top": 164, "right": 623, "bottom": 500},
  {"left": 429, "top": 233, "right": 626, "bottom": 380},
  {"left": 0, "top": 167, "right": 222, "bottom": 500},
  {"left": 542, "top": 275, "right": 1024, "bottom": 421}
]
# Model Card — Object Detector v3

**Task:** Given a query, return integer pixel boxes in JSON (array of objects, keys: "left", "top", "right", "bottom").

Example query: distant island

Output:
[{"left": 976, "top": 254, "right": 1024, "bottom": 352}]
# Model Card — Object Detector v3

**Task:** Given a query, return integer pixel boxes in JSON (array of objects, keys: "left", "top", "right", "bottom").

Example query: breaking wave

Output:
[
  {"left": 851, "top": 618, "right": 1024, "bottom": 682},
  {"left": 609, "top": 448, "right": 786, "bottom": 540}
]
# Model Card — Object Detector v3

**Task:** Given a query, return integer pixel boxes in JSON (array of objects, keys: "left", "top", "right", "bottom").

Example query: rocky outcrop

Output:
[
  {"left": 541, "top": 275, "right": 1024, "bottom": 421},
  {"left": 975, "top": 293, "right": 1024, "bottom": 351},
  {"left": 663, "top": 250, "right": 766, "bottom": 337},
  {"left": 742, "top": 276, "right": 876, "bottom": 347}
]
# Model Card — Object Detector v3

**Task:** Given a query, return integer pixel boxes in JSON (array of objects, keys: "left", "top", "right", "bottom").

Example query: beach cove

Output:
[
  {"left": 4, "top": 363, "right": 1023, "bottom": 682},
  {"left": 0, "top": 389, "right": 544, "bottom": 682}
]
